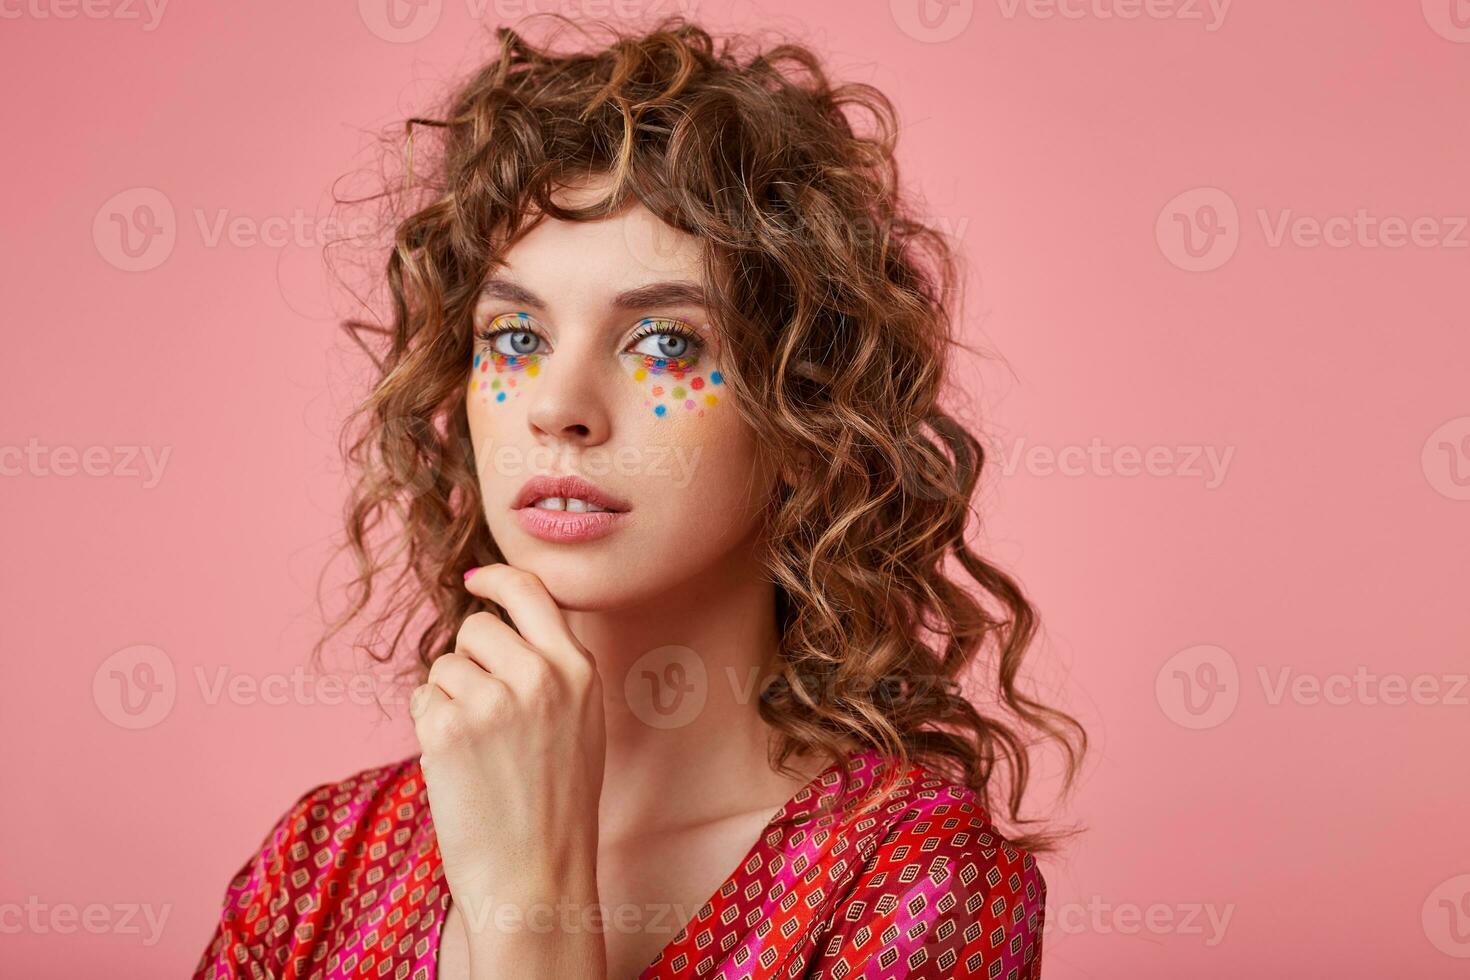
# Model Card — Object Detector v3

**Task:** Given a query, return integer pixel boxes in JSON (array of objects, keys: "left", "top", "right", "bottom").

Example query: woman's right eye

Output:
[{"left": 474, "top": 314, "right": 548, "bottom": 362}]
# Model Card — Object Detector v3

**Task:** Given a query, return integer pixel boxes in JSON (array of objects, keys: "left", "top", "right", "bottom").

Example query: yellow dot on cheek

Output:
[
  {"left": 526, "top": 362, "right": 539, "bottom": 377},
  {"left": 633, "top": 368, "right": 648, "bottom": 381},
  {"left": 705, "top": 394, "right": 718, "bottom": 406}
]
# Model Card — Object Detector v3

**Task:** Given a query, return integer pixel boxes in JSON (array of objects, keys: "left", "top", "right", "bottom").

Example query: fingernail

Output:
[{"left": 463, "top": 566, "right": 480, "bottom": 581}]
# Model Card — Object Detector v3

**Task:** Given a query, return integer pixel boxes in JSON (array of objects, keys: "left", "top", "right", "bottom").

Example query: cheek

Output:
[
  {"left": 625, "top": 354, "right": 725, "bottom": 419},
  {"left": 469, "top": 350, "right": 544, "bottom": 405}
]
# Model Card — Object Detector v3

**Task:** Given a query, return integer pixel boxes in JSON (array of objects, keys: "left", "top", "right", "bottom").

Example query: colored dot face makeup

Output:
[
  {"left": 469, "top": 313, "right": 544, "bottom": 404},
  {"left": 468, "top": 312, "right": 726, "bottom": 417},
  {"left": 624, "top": 317, "right": 724, "bottom": 418}
]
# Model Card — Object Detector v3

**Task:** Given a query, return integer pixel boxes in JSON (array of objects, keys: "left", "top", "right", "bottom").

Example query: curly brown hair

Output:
[{"left": 316, "top": 13, "right": 1085, "bottom": 851}]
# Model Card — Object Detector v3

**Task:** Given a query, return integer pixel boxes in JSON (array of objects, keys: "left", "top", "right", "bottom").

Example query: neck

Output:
[{"left": 562, "top": 543, "right": 813, "bottom": 842}]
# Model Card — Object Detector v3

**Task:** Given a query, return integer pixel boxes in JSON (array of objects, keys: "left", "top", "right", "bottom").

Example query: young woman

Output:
[{"left": 191, "top": 16, "right": 1084, "bottom": 980}]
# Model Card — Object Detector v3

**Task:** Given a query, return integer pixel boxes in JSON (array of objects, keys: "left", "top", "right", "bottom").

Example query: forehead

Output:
[{"left": 493, "top": 178, "right": 707, "bottom": 293}]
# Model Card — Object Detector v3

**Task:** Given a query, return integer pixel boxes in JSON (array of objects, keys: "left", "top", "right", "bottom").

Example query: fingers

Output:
[
  {"left": 463, "top": 564, "right": 594, "bottom": 674},
  {"left": 454, "top": 610, "right": 564, "bottom": 695},
  {"left": 425, "top": 651, "right": 503, "bottom": 702}
]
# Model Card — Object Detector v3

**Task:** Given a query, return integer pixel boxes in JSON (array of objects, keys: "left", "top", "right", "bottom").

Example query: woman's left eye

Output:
[{"left": 627, "top": 318, "right": 704, "bottom": 363}]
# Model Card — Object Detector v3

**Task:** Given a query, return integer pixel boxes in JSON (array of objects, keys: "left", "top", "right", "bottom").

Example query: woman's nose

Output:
[{"left": 523, "top": 337, "right": 613, "bottom": 447}]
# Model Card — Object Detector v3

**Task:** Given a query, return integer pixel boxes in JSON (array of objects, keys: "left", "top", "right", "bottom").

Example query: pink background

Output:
[{"left": 3, "top": 2, "right": 1468, "bottom": 977}]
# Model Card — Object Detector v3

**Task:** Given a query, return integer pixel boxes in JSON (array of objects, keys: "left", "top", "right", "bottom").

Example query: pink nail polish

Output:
[{"left": 463, "top": 567, "right": 479, "bottom": 581}]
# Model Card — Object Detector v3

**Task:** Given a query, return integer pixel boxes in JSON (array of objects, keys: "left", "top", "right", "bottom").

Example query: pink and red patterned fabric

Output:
[{"left": 192, "top": 747, "right": 1045, "bottom": 979}]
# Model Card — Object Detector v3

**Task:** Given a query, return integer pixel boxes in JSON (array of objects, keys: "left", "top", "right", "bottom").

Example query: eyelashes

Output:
[
  {"left": 469, "top": 312, "right": 723, "bottom": 414},
  {"left": 473, "top": 313, "right": 545, "bottom": 373},
  {"left": 471, "top": 314, "right": 707, "bottom": 370}
]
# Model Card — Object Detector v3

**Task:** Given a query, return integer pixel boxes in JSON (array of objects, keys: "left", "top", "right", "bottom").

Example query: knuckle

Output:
[
  {"left": 427, "top": 652, "right": 459, "bottom": 682},
  {"left": 418, "top": 706, "right": 469, "bottom": 748},
  {"left": 455, "top": 612, "right": 496, "bottom": 646}
]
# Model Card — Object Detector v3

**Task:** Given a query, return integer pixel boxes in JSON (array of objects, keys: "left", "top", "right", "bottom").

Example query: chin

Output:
[{"left": 498, "top": 541, "right": 658, "bottom": 611}]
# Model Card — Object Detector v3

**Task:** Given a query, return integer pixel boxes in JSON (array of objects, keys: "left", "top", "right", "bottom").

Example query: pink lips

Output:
[{"left": 512, "top": 474, "right": 631, "bottom": 543}]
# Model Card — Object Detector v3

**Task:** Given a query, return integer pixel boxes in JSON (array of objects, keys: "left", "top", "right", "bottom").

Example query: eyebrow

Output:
[{"left": 478, "top": 276, "right": 710, "bottom": 312}]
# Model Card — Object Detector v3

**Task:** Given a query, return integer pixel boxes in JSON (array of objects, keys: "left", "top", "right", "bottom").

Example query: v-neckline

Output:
[{"left": 425, "top": 746, "right": 886, "bottom": 980}]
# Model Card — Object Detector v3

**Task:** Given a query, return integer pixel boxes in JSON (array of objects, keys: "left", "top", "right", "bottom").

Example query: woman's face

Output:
[{"left": 466, "top": 178, "right": 776, "bottom": 611}]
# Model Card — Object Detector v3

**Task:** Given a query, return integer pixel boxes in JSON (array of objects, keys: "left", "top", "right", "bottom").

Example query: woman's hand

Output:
[{"left": 410, "top": 563, "right": 607, "bottom": 979}]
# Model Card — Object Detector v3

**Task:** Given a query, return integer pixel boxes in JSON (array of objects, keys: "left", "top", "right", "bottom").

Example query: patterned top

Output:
[{"left": 192, "top": 747, "right": 1045, "bottom": 979}]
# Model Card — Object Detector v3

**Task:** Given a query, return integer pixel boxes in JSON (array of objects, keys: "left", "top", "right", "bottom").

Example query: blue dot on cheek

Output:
[
  {"left": 653, "top": 404, "right": 667, "bottom": 417},
  {"left": 496, "top": 391, "right": 507, "bottom": 402},
  {"left": 710, "top": 371, "right": 724, "bottom": 385}
]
